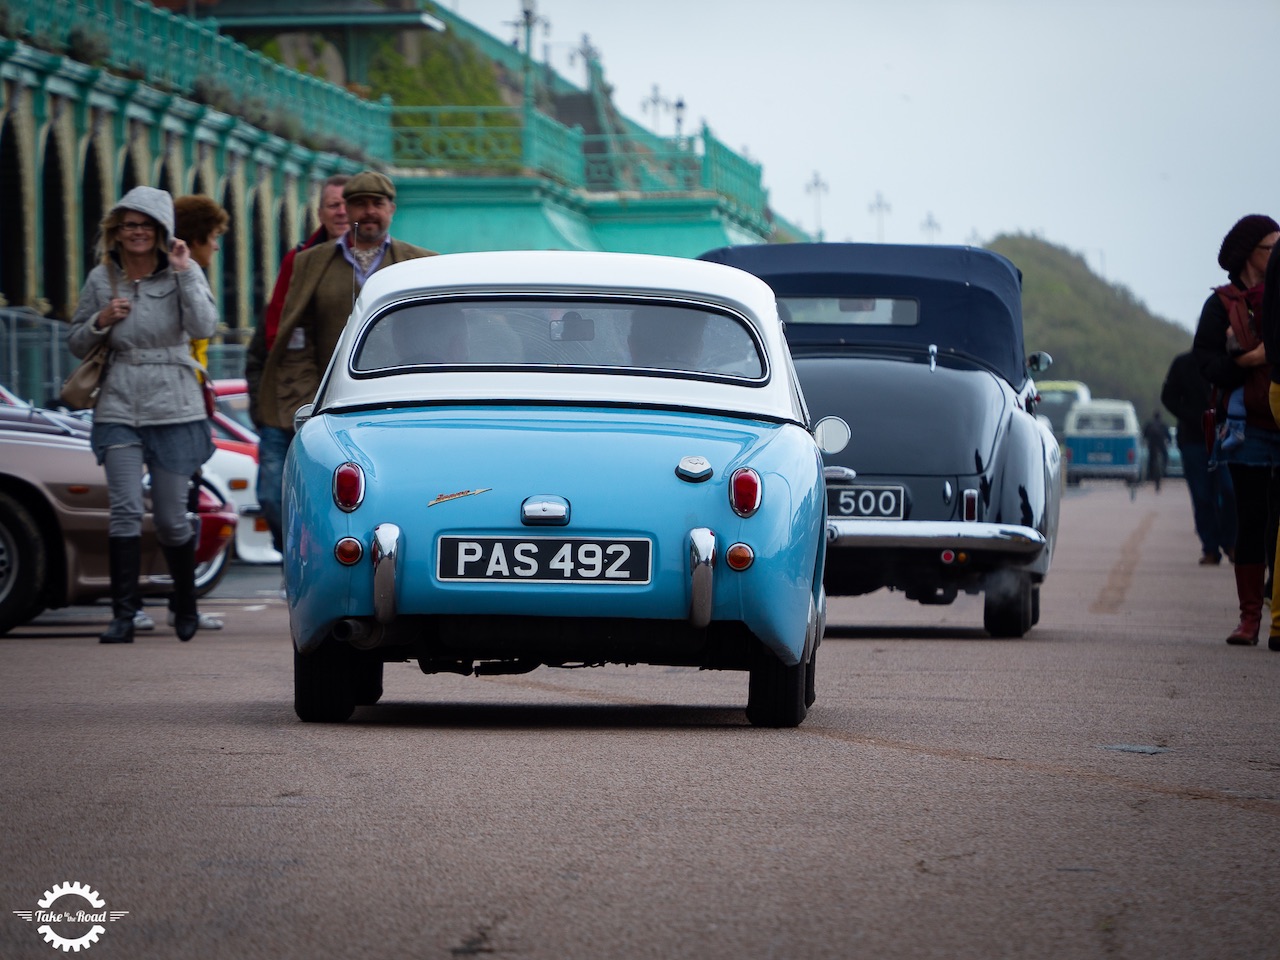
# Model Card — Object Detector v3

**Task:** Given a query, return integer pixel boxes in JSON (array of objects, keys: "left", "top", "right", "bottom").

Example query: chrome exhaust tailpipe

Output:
[{"left": 333, "top": 618, "right": 384, "bottom": 650}]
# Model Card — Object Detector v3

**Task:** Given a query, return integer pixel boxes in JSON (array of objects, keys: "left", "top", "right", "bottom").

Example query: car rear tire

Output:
[
  {"left": 351, "top": 654, "right": 384, "bottom": 706},
  {"left": 294, "top": 640, "right": 356, "bottom": 722},
  {"left": 0, "top": 492, "right": 48, "bottom": 636},
  {"left": 747, "top": 640, "right": 809, "bottom": 728},
  {"left": 984, "top": 571, "right": 1033, "bottom": 638}
]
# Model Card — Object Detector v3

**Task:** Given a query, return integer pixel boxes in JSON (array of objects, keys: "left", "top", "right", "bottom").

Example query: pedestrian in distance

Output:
[
  {"left": 1192, "top": 213, "right": 1280, "bottom": 646},
  {"left": 66, "top": 186, "right": 219, "bottom": 644},
  {"left": 1141, "top": 409, "right": 1169, "bottom": 492},
  {"left": 1160, "top": 350, "right": 1237, "bottom": 565}
]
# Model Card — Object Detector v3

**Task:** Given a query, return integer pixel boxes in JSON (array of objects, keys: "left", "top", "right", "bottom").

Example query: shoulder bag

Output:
[{"left": 59, "top": 337, "right": 111, "bottom": 410}]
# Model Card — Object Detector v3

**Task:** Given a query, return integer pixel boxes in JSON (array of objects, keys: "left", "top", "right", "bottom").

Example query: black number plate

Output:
[
  {"left": 437, "top": 536, "right": 652, "bottom": 583},
  {"left": 827, "top": 485, "right": 905, "bottom": 520}
]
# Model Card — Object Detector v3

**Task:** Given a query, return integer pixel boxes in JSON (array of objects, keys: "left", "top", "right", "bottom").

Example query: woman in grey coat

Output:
[{"left": 67, "top": 186, "right": 219, "bottom": 643}]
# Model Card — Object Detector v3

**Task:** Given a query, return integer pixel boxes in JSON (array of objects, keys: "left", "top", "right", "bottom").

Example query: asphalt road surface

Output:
[{"left": 2, "top": 480, "right": 1277, "bottom": 960}]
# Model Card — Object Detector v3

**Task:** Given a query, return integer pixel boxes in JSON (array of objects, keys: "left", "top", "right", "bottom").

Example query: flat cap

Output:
[{"left": 343, "top": 170, "right": 395, "bottom": 201}]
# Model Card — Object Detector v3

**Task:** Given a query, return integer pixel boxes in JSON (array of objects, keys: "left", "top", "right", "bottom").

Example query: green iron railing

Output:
[
  {"left": 390, "top": 105, "right": 584, "bottom": 186},
  {"left": 701, "top": 126, "right": 767, "bottom": 218},
  {"left": 389, "top": 106, "right": 767, "bottom": 227},
  {"left": 1, "top": 0, "right": 391, "bottom": 160}
]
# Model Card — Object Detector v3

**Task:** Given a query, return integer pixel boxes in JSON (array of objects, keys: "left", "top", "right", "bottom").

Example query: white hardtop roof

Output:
[{"left": 317, "top": 250, "right": 806, "bottom": 424}]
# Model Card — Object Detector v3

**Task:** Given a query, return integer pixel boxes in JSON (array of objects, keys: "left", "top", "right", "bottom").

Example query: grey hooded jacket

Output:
[{"left": 67, "top": 186, "right": 218, "bottom": 427}]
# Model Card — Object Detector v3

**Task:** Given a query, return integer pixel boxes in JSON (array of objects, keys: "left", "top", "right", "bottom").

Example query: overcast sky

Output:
[{"left": 452, "top": 0, "right": 1279, "bottom": 333}]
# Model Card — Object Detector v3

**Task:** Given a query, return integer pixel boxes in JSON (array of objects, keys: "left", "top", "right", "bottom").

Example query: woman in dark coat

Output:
[{"left": 1193, "top": 214, "right": 1280, "bottom": 646}]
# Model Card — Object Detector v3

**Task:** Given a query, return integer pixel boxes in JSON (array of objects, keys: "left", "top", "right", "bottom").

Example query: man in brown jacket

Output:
[
  {"left": 256, "top": 170, "right": 435, "bottom": 432},
  {"left": 254, "top": 172, "right": 434, "bottom": 586}
]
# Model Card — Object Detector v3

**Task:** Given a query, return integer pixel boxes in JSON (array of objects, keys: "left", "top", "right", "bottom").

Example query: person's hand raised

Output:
[{"left": 169, "top": 237, "right": 192, "bottom": 272}]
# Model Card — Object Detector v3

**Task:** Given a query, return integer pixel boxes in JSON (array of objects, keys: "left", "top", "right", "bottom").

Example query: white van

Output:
[{"left": 1063, "top": 399, "right": 1142, "bottom": 485}]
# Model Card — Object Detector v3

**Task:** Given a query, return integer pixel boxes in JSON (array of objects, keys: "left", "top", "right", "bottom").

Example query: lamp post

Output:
[
  {"left": 673, "top": 97, "right": 686, "bottom": 144},
  {"left": 806, "top": 171, "right": 828, "bottom": 241},
  {"left": 514, "top": 0, "right": 548, "bottom": 165},
  {"left": 920, "top": 212, "right": 941, "bottom": 243},
  {"left": 641, "top": 84, "right": 670, "bottom": 132},
  {"left": 513, "top": 1, "right": 550, "bottom": 109},
  {"left": 868, "top": 190, "right": 891, "bottom": 243}
]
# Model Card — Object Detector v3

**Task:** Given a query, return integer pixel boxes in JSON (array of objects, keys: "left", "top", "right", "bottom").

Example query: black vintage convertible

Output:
[{"left": 700, "top": 243, "right": 1061, "bottom": 637}]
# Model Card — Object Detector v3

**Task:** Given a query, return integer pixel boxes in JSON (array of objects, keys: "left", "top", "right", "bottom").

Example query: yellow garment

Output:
[{"left": 189, "top": 338, "right": 208, "bottom": 381}]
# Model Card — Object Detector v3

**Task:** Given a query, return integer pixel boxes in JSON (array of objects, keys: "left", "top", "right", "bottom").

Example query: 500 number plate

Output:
[
  {"left": 437, "top": 536, "right": 652, "bottom": 583},
  {"left": 827, "top": 485, "right": 905, "bottom": 520}
]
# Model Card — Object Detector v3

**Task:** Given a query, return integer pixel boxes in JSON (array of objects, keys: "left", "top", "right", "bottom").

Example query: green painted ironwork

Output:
[
  {"left": 1, "top": 0, "right": 390, "bottom": 159},
  {"left": 701, "top": 126, "right": 767, "bottom": 219},
  {"left": 388, "top": 107, "right": 768, "bottom": 232},
  {"left": 390, "top": 105, "right": 584, "bottom": 186}
]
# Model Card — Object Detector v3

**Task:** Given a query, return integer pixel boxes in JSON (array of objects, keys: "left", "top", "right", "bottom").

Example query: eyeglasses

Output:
[{"left": 120, "top": 221, "right": 157, "bottom": 234}]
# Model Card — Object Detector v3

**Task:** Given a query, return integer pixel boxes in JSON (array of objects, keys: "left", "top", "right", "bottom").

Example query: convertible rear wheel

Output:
[
  {"left": 294, "top": 640, "right": 356, "bottom": 722},
  {"left": 983, "top": 571, "right": 1033, "bottom": 638},
  {"left": 0, "top": 492, "right": 48, "bottom": 636}
]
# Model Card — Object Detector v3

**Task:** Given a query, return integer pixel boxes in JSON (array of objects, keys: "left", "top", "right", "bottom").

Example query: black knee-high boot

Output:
[
  {"left": 162, "top": 538, "right": 199, "bottom": 641},
  {"left": 99, "top": 536, "right": 140, "bottom": 644}
]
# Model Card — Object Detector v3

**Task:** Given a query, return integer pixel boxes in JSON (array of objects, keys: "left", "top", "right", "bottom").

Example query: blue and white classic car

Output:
[
  {"left": 284, "top": 251, "right": 849, "bottom": 726},
  {"left": 701, "top": 243, "right": 1061, "bottom": 638}
]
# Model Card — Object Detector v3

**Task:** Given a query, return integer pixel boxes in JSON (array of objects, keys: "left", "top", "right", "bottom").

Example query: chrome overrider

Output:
[
  {"left": 372, "top": 522, "right": 401, "bottom": 623},
  {"left": 688, "top": 527, "right": 716, "bottom": 629}
]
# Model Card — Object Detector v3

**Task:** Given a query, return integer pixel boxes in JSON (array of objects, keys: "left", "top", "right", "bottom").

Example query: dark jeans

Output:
[
  {"left": 256, "top": 426, "right": 293, "bottom": 553},
  {"left": 1179, "top": 442, "right": 1236, "bottom": 558}
]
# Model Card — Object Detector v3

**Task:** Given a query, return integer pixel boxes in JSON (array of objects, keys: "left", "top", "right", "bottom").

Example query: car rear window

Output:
[
  {"left": 778, "top": 296, "right": 918, "bottom": 327},
  {"left": 352, "top": 298, "right": 765, "bottom": 379}
]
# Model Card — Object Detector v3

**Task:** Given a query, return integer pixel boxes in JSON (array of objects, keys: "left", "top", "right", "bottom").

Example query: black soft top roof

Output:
[{"left": 699, "top": 243, "right": 1027, "bottom": 386}]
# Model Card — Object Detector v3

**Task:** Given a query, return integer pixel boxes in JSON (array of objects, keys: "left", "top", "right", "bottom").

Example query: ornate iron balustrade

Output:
[
  {"left": 2, "top": 0, "right": 390, "bottom": 159},
  {"left": 389, "top": 106, "right": 766, "bottom": 226},
  {"left": 702, "top": 128, "right": 767, "bottom": 219},
  {"left": 581, "top": 134, "right": 701, "bottom": 194},
  {"left": 390, "top": 106, "right": 585, "bottom": 186}
]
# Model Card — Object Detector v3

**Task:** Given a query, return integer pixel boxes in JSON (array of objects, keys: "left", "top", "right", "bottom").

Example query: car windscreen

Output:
[{"left": 352, "top": 298, "right": 765, "bottom": 380}]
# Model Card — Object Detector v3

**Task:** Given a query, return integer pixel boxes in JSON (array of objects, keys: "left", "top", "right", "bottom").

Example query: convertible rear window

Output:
[
  {"left": 352, "top": 298, "right": 765, "bottom": 379},
  {"left": 778, "top": 296, "right": 918, "bottom": 327}
]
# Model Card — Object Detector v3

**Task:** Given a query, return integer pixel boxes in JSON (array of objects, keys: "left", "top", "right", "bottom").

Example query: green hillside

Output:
[{"left": 987, "top": 234, "right": 1192, "bottom": 419}]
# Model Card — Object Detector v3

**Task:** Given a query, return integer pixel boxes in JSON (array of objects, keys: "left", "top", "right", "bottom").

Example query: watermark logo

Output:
[{"left": 12, "top": 882, "right": 128, "bottom": 952}]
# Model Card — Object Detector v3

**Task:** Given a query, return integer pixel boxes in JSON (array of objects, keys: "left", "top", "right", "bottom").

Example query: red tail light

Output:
[
  {"left": 730, "top": 468, "right": 762, "bottom": 518},
  {"left": 333, "top": 462, "right": 365, "bottom": 512}
]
